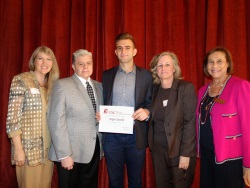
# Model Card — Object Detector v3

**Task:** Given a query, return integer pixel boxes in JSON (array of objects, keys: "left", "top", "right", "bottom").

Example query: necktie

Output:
[{"left": 86, "top": 81, "right": 96, "bottom": 112}]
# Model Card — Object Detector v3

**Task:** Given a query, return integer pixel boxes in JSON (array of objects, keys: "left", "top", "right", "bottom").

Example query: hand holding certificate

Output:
[{"left": 98, "top": 105, "right": 134, "bottom": 134}]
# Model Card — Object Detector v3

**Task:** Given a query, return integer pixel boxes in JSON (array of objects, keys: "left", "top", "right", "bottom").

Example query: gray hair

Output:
[{"left": 72, "top": 49, "right": 92, "bottom": 64}]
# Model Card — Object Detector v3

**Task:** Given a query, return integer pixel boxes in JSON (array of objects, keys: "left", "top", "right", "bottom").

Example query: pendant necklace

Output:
[
  {"left": 199, "top": 75, "right": 230, "bottom": 124},
  {"left": 200, "top": 95, "right": 215, "bottom": 124}
]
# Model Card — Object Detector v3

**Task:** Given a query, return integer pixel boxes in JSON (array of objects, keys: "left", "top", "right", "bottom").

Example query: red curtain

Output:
[{"left": 1, "top": 0, "right": 250, "bottom": 187}]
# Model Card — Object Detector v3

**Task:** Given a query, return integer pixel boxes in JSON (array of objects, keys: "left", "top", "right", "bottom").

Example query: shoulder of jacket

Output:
[
  {"left": 178, "top": 79, "right": 193, "bottom": 85},
  {"left": 230, "top": 76, "right": 247, "bottom": 83},
  {"left": 57, "top": 76, "right": 73, "bottom": 83},
  {"left": 15, "top": 72, "right": 32, "bottom": 80},
  {"left": 12, "top": 72, "right": 37, "bottom": 89},
  {"left": 53, "top": 77, "right": 75, "bottom": 90},
  {"left": 136, "top": 66, "right": 150, "bottom": 72},
  {"left": 104, "top": 66, "right": 118, "bottom": 73},
  {"left": 92, "top": 79, "right": 102, "bottom": 85}
]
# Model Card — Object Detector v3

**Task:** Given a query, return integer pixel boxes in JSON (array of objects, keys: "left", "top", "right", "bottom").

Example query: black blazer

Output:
[
  {"left": 102, "top": 65, "right": 153, "bottom": 149},
  {"left": 148, "top": 79, "right": 197, "bottom": 158}
]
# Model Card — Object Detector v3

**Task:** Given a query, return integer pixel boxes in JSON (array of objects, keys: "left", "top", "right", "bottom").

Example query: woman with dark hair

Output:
[{"left": 197, "top": 47, "right": 250, "bottom": 187}]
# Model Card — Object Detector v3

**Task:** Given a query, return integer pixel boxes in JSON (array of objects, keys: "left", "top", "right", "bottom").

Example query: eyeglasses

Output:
[{"left": 167, "top": 165, "right": 187, "bottom": 183}]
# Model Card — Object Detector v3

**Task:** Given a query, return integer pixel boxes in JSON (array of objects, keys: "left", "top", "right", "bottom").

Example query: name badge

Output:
[
  {"left": 214, "top": 98, "right": 225, "bottom": 104},
  {"left": 30, "top": 88, "right": 40, "bottom": 94},
  {"left": 163, "top": 100, "right": 168, "bottom": 107}
]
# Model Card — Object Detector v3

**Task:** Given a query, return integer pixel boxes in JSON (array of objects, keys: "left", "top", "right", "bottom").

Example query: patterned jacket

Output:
[{"left": 6, "top": 71, "right": 45, "bottom": 166}]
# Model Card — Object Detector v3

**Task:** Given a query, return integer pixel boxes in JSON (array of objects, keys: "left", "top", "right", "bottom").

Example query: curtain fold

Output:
[{"left": 1, "top": 0, "right": 249, "bottom": 187}]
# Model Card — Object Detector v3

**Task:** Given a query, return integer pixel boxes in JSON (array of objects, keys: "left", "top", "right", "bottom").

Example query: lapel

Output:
[
  {"left": 163, "top": 79, "right": 180, "bottom": 124},
  {"left": 72, "top": 74, "right": 95, "bottom": 113},
  {"left": 91, "top": 79, "right": 101, "bottom": 112},
  {"left": 107, "top": 67, "right": 118, "bottom": 105},
  {"left": 151, "top": 84, "right": 160, "bottom": 119},
  {"left": 135, "top": 66, "right": 142, "bottom": 107}
]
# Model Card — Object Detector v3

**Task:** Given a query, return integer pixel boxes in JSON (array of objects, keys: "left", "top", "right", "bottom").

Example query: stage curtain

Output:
[{"left": 1, "top": 0, "right": 250, "bottom": 187}]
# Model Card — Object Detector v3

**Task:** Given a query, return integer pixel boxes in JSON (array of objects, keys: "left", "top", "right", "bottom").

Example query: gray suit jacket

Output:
[{"left": 47, "top": 74, "right": 103, "bottom": 163}]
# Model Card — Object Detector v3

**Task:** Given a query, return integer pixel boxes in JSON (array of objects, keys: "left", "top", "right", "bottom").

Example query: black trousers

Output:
[
  {"left": 55, "top": 138, "right": 100, "bottom": 188},
  {"left": 200, "top": 147, "right": 245, "bottom": 188}
]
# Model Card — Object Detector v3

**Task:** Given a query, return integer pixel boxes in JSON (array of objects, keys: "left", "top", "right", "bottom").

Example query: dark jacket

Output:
[
  {"left": 102, "top": 65, "right": 153, "bottom": 149},
  {"left": 148, "top": 79, "right": 197, "bottom": 158}
]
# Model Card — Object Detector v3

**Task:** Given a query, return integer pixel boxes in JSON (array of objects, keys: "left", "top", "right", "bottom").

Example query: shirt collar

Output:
[
  {"left": 118, "top": 65, "right": 136, "bottom": 74},
  {"left": 75, "top": 73, "right": 91, "bottom": 87}
]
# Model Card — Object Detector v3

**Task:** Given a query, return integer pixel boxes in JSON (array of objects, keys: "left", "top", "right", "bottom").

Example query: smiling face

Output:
[
  {"left": 115, "top": 39, "right": 137, "bottom": 65},
  {"left": 34, "top": 52, "right": 53, "bottom": 77},
  {"left": 72, "top": 55, "right": 93, "bottom": 80},
  {"left": 156, "top": 55, "right": 175, "bottom": 81},
  {"left": 207, "top": 51, "right": 229, "bottom": 80}
]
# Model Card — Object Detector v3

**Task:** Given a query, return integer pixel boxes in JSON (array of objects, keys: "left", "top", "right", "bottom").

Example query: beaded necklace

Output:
[
  {"left": 200, "top": 95, "right": 216, "bottom": 124},
  {"left": 199, "top": 75, "right": 230, "bottom": 125}
]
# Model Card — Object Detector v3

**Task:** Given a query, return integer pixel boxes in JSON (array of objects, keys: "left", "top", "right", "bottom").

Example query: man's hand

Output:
[
  {"left": 132, "top": 108, "right": 150, "bottom": 121},
  {"left": 96, "top": 112, "right": 101, "bottom": 122},
  {"left": 61, "top": 156, "right": 74, "bottom": 170}
]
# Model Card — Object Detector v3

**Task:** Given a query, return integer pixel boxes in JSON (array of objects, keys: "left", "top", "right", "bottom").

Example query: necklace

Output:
[
  {"left": 35, "top": 79, "right": 44, "bottom": 88},
  {"left": 199, "top": 75, "right": 230, "bottom": 124},
  {"left": 38, "top": 82, "right": 44, "bottom": 87},
  {"left": 208, "top": 75, "right": 229, "bottom": 96},
  {"left": 159, "top": 86, "right": 170, "bottom": 107},
  {"left": 200, "top": 94, "right": 216, "bottom": 124}
]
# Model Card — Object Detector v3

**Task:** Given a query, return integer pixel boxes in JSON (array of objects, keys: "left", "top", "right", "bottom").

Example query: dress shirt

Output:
[{"left": 75, "top": 73, "right": 97, "bottom": 101}]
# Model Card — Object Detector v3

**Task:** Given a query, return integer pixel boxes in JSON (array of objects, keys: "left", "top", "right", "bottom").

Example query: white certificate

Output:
[{"left": 98, "top": 105, "right": 134, "bottom": 134}]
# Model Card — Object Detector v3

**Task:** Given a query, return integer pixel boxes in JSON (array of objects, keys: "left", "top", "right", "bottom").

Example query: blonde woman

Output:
[
  {"left": 148, "top": 52, "right": 197, "bottom": 188},
  {"left": 6, "top": 46, "right": 59, "bottom": 188}
]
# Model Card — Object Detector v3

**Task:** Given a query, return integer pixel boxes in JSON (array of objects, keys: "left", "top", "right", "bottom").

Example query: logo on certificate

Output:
[{"left": 99, "top": 105, "right": 134, "bottom": 134}]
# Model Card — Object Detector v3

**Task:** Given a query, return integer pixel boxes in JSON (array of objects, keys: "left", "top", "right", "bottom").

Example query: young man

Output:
[
  {"left": 102, "top": 32, "right": 153, "bottom": 187},
  {"left": 47, "top": 49, "right": 103, "bottom": 188}
]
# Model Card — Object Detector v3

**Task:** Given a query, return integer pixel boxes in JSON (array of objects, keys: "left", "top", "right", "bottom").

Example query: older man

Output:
[{"left": 48, "top": 49, "right": 103, "bottom": 188}]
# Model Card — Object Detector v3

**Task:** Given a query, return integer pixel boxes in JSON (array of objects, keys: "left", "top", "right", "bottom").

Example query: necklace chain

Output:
[
  {"left": 199, "top": 75, "right": 230, "bottom": 124},
  {"left": 200, "top": 95, "right": 215, "bottom": 124}
]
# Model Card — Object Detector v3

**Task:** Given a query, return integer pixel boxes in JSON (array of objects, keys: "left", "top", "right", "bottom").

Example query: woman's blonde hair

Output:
[
  {"left": 150, "top": 51, "right": 182, "bottom": 84},
  {"left": 29, "top": 46, "right": 60, "bottom": 102}
]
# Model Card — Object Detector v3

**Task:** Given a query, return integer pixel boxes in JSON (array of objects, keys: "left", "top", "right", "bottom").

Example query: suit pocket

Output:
[
  {"left": 222, "top": 113, "right": 237, "bottom": 118},
  {"left": 221, "top": 112, "right": 238, "bottom": 130},
  {"left": 225, "top": 134, "right": 242, "bottom": 140}
]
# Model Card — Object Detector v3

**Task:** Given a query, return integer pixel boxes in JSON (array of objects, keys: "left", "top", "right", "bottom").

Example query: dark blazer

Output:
[
  {"left": 102, "top": 66, "right": 153, "bottom": 149},
  {"left": 148, "top": 79, "right": 197, "bottom": 159}
]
